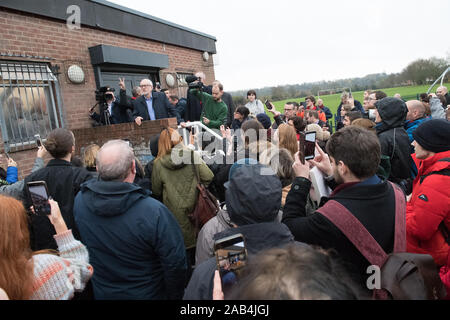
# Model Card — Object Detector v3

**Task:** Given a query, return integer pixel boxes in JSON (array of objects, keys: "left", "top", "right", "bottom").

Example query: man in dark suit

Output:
[{"left": 132, "top": 79, "right": 178, "bottom": 126}]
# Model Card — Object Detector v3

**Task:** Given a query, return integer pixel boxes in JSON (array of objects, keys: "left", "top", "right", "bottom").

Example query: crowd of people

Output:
[{"left": 0, "top": 74, "right": 449, "bottom": 300}]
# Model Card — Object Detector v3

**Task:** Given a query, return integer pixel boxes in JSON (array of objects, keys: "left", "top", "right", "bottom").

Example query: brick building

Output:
[{"left": 0, "top": 0, "right": 217, "bottom": 178}]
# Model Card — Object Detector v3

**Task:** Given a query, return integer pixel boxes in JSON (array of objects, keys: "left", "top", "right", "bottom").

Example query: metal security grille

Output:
[{"left": 0, "top": 61, "right": 62, "bottom": 151}]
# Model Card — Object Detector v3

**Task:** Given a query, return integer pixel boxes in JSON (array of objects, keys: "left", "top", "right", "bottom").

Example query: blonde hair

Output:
[
  {"left": 157, "top": 128, "right": 183, "bottom": 159},
  {"left": 83, "top": 144, "right": 100, "bottom": 169},
  {"left": 278, "top": 124, "right": 298, "bottom": 159}
]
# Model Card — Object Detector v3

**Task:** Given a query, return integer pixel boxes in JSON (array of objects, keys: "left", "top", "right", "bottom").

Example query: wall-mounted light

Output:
[
  {"left": 202, "top": 51, "right": 209, "bottom": 62},
  {"left": 165, "top": 74, "right": 175, "bottom": 88},
  {"left": 67, "top": 64, "right": 85, "bottom": 84}
]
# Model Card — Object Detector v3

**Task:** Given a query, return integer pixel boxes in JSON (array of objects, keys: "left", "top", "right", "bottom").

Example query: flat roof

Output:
[
  {"left": 0, "top": 0, "right": 217, "bottom": 53},
  {"left": 92, "top": 0, "right": 216, "bottom": 41}
]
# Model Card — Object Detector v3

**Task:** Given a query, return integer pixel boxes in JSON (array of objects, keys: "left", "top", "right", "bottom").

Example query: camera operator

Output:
[
  {"left": 184, "top": 72, "right": 212, "bottom": 124},
  {"left": 183, "top": 79, "right": 227, "bottom": 130},
  {"left": 89, "top": 86, "right": 130, "bottom": 126}
]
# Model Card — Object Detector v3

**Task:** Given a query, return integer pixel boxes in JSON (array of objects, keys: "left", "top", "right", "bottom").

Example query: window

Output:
[{"left": 0, "top": 61, "right": 61, "bottom": 150}]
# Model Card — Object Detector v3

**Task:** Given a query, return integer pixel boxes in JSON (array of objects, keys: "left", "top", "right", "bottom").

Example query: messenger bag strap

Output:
[
  {"left": 389, "top": 181, "right": 406, "bottom": 253},
  {"left": 317, "top": 200, "right": 388, "bottom": 267},
  {"left": 191, "top": 150, "right": 201, "bottom": 185}
]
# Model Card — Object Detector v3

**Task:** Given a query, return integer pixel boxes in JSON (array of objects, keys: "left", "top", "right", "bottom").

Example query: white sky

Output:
[{"left": 108, "top": 0, "right": 450, "bottom": 92}]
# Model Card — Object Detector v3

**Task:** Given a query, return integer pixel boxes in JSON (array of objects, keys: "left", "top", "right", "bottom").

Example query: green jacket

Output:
[
  {"left": 191, "top": 89, "right": 228, "bottom": 129},
  {"left": 152, "top": 144, "right": 214, "bottom": 249}
]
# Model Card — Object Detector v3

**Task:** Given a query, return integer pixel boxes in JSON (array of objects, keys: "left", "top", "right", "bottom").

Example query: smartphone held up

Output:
[
  {"left": 27, "top": 181, "right": 51, "bottom": 216},
  {"left": 214, "top": 233, "right": 248, "bottom": 296},
  {"left": 34, "top": 134, "right": 42, "bottom": 148}
]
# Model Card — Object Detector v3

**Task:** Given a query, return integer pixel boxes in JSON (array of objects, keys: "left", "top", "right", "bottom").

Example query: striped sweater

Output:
[{"left": 30, "top": 230, "right": 93, "bottom": 300}]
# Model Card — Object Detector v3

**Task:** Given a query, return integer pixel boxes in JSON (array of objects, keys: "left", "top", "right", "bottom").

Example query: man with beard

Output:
[
  {"left": 189, "top": 82, "right": 228, "bottom": 130},
  {"left": 282, "top": 126, "right": 401, "bottom": 291}
]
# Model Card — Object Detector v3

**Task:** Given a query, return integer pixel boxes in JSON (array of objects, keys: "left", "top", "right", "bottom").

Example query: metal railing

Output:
[
  {"left": 427, "top": 67, "right": 450, "bottom": 94},
  {"left": 178, "top": 121, "right": 223, "bottom": 152}
]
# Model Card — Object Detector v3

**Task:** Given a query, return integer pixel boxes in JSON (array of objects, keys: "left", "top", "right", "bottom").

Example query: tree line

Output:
[{"left": 230, "top": 56, "right": 449, "bottom": 105}]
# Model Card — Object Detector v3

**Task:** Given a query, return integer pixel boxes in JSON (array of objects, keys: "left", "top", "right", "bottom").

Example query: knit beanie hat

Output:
[
  {"left": 412, "top": 119, "right": 450, "bottom": 153},
  {"left": 256, "top": 113, "right": 272, "bottom": 129}
]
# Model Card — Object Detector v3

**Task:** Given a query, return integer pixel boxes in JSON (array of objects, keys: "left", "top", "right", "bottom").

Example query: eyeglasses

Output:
[{"left": 140, "top": 84, "right": 152, "bottom": 88}]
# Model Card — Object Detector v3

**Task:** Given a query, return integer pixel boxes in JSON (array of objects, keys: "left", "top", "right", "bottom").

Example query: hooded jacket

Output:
[
  {"left": 375, "top": 97, "right": 413, "bottom": 183},
  {"left": 73, "top": 179, "right": 187, "bottom": 300},
  {"left": 195, "top": 204, "right": 233, "bottom": 266},
  {"left": 406, "top": 151, "right": 450, "bottom": 266},
  {"left": 183, "top": 222, "right": 295, "bottom": 300},
  {"left": 152, "top": 144, "right": 214, "bottom": 249},
  {"left": 184, "top": 164, "right": 292, "bottom": 299}
]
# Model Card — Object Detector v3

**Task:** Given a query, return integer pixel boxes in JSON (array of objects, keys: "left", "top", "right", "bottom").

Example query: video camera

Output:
[
  {"left": 95, "top": 86, "right": 115, "bottom": 104},
  {"left": 185, "top": 75, "right": 203, "bottom": 90}
]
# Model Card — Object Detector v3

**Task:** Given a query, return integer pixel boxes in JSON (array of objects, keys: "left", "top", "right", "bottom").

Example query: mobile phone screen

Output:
[
  {"left": 214, "top": 234, "right": 247, "bottom": 295},
  {"left": 264, "top": 100, "right": 273, "bottom": 110},
  {"left": 304, "top": 131, "right": 316, "bottom": 160},
  {"left": 28, "top": 183, "right": 51, "bottom": 216}
]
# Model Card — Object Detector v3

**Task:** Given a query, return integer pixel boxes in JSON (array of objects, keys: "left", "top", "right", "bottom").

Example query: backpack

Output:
[{"left": 317, "top": 182, "right": 446, "bottom": 300}]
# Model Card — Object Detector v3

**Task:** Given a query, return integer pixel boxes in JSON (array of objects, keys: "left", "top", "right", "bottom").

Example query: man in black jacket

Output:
[
  {"left": 282, "top": 126, "right": 399, "bottom": 290},
  {"left": 373, "top": 97, "right": 414, "bottom": 183},
  {"left": 132, "top": 79, "right": 178, "bottom": 125},
  {"left": 117, "top": 77, "right": 140, "bottom": 122},
  {"left": 89, "top": 86, "right": 130, "bottom": 125},
  {"left": 184, "top": 163, "right": 295, "bottom": 300},
  {"left": 23, "top": 128, "right": 94, "bottom": 251},
  {"left": 184, "top": 71, "right": 212, "bottom": 122}
]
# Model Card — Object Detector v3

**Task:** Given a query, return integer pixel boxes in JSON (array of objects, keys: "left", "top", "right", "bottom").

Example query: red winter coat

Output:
[{"left": 406, "top": 150, "right": 450, "bottom": 266}]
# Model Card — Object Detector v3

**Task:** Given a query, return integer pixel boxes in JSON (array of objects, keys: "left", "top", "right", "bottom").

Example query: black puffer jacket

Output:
[{"left": 375, "top": 97, "right": 413, "bottom": 183}]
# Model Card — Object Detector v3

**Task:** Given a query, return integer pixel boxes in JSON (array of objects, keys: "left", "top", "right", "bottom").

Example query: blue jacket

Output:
[
  {"left": 73, "top": 179, "right": 187, "bottom": 300},
  {"left": 6, "top": 166, "right": 18, "bottom": 184},
  {"left": 404, "top": 117, "right": 430, "bottom": 143}
]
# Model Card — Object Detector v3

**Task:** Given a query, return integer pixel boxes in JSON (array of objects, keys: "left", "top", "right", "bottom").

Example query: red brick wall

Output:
[{"left": 0, "top": 8, "right": 215, "bottom": 178}]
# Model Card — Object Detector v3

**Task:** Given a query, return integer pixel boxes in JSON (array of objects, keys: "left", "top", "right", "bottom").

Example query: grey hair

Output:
[{"left": 97, "top": 140, "right": 135, "bottom": 181}]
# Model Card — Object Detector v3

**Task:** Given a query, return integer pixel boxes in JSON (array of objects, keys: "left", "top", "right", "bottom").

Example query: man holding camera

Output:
[
  {"left": 89, "top": 86, "right": 130, "bottom": 125},
  {"left": 184, "top": 72, "right": 212, "bottom": 123},
  {"left": 132, "top": 79, "right": 178, "bottom": 126},
  {"left": 185, "top": 82, "right": 228, "bottom": 130}
]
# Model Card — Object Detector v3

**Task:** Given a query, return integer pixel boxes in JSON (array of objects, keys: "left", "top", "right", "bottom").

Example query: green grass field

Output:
[{"left": 265, "top": 83, "right": 450, "bottom": 125}]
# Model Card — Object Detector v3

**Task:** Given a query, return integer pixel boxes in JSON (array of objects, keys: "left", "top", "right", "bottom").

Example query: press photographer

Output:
[
  {"left": 183, "top": 72, "right": 212, "bottom": 125},
  {"left": 89, "top": 85, "right": 130, "bottom": 126}
]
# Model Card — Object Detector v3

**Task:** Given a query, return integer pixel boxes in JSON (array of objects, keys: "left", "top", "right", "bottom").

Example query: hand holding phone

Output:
[
  {"left": 304, "top": 131, "right": 316, "bottom": 160},
  {"left": 27, "top": 181, "right": 51, "bottom": 216},
  {"left": 264, "top": 99, "right": 273, "bottom": 110},
  {"left": 292, "top": 151, "right": 310, "bottom": 179},
  {"left": 34, "top": 134, "right": 42, "bottom": 148},
  {"left": 214, "top": 233, "right": 247, "bottom": 296},
  {"left": 309, "top": 142, "right": 333, "bottom": 177}
]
